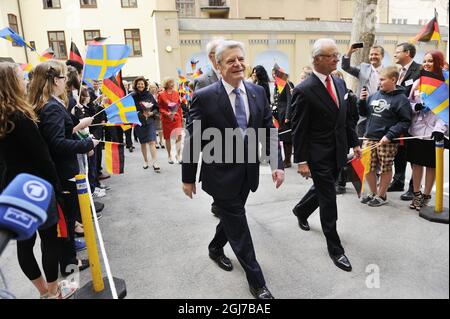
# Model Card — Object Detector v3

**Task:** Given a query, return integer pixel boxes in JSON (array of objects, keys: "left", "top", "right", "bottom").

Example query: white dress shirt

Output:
[
  {"left": 313, "top": 70, "right": 340, "bottom": 108},
  {"left": 221, "top": 79, "right": 250, "bottom": 124}
]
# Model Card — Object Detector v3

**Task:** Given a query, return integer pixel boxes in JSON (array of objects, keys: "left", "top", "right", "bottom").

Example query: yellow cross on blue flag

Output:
[
  {"left": 82, "top": 44, "right": 131, "bottom": 83},
  {"left": 0, "top": 27, "right": 34, "bottom": 50},
  {"left": 104, "top": 94, "right": 141, "bottom": 126}
]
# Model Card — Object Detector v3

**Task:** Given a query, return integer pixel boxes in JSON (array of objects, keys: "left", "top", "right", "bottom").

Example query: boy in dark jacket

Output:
[{"left": 358, "top": 66, "right": 412, "bottom": 207}]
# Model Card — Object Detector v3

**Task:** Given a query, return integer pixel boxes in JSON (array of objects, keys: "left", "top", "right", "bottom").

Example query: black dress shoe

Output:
[
  {"left": 94, "top": 201, "right": 105, "bottom": 213},
  {"left": 336, "top": 185, "right": 346, "bottom": 195},
  {"left": 209, "top": 253, "right": 233, "bottom": 271},
  {"left": 292, "top": 209, "right": 310, "bottom": 231},
  {"left": 249, "top": 286, "right": 275, "bottom": 299},
  {"left": 400, "top": 189, "right": 414, "bottom": 201},
  {"left": 387, "top": 181, "right": 404, "bottom": 192},
  {"left": 329, "top": 254, "right": 352, "bottom": 272},
  {"left": 211, "top": 204, "right": 220, "bottom": 217}
]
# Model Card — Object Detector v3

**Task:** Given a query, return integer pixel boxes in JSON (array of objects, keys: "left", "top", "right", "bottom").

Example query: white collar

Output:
[
  {"left": 401, "top": 60, "right": 414, "bottom": 71},
  {"left": 313, "top": 69, "right": 331, "bottom": 85},
  {"left": 222, "top": 79, "right": 247, "bottom": 96}
]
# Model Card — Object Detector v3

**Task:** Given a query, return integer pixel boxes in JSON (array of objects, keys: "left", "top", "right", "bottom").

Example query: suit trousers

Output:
[
  {"left": 208, "top": 179, "right": 266, "bottom": 289},
  {"left": 293, "top": 162, "right": 345, "bottom": 256}
]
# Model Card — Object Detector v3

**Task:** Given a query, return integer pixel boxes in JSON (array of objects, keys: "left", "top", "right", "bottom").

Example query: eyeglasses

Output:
[
  {"left": 57, "top": 75, "right": 67, "bottom": 80},
  {"left": 318, "top": 53, "right": 341, "bottom": 59}
]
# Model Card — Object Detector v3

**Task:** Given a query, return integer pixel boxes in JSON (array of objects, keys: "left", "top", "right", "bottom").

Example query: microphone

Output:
[{"left": 0, "top": 174, "right": 52, "bottom": 257}]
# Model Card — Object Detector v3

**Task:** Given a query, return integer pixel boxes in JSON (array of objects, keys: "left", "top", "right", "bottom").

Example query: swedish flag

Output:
[
  {"left": 104, "top": 94, "right": 140, "bottom": 126},
  {"left": 0, "top": 27, "right": 34, "bottom": 50},
  {"left": 82, "top": 44, "right": 131, "bottom": 83},
  {"left": 422, "top": 70, "right": 449, "bottom": 124}
]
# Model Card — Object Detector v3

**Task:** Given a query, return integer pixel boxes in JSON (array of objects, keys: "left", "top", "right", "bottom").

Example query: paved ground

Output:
[{"left": 1, "top": 145, "right": 448, "bottom": 299}]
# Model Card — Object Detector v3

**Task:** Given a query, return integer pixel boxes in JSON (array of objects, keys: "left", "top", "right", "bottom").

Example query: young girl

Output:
[
  {"left": 28, "top": 60, "right": 98, "bottom": 280},
  {"left": 0, "top": 62, "right": 74, "bottom": 299}
]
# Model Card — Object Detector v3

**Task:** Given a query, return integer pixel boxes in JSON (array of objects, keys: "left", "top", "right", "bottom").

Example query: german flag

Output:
[
  {"left": 102, "top": 71, "right": 131, "bottom": 131},
  {"left": 274, "top": 75, "right": 286, "bottom": 94},
  {"left": 192, "top": 68, "right": 203, "bottom": 79},
  {"left": 39, "top": 47, "right": 54, "bottom": 62},
  {"left": 69, "top": 41, "right": 84, "bottom": 66},
  {"left": 346, "top": 148, "right": 372, "bottom": 197},
  {"left": 412, "top": 15, "right": 440, "bottom": 43},
  {"left": 105, "top": 142, "right": 125, "bottom": 175},
  {"left": 419, "top": 69, "right": 445, "bottom": 95}
]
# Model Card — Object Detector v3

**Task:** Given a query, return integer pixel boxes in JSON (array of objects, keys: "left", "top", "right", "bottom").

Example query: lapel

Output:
[
  {"left": 243, "top": 82, "right": 258, "bottom": 128},
  {"left": 333, "top": 77, "right": 347, "bottom": 126},
  {"left": 216, "top": 82, "right": 238, "bottom": 128},
  {"left": 310, "top": 73, "right": 339, "bottom": 115},
  {"left": 403, "top": 61, "right": 418, "bottom": 84}
]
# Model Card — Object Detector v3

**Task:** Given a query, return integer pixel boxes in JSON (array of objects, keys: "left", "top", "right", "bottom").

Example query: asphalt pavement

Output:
[{"left": 1, "top": 145, "right": 448, "bottom": 299}]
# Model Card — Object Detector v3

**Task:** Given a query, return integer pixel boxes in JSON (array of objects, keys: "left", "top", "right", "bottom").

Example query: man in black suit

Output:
[
  {"left": 182, "top": 40, "right": 284, "bottom": 299},
  {"left": 291, "top": 38, "right": 361, "bottom": 272},
  {"left": 388, "top": 42, "right": 421, "bottom": 200},
  {"left": 193, "top": 37, "right": 224, "bottom": 218}
]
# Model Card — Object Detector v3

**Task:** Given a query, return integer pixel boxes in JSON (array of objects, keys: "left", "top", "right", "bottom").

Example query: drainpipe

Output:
[{"left": 17, "top": 0, "right": 29, "bottom": 63}]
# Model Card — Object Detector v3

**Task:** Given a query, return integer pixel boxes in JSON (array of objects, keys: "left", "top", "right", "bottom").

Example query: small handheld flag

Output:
[
  {"left": 39, "top": 48, "right": 55, "bottom": 62},
  {"left": 419, "top": 70, "right": 449, "bottom": 124},
  {"left": 0, "top": 27, "right": 34, "bottom": 50},
  {"left": 104, "top": 142, "right": 125, "bottom": 175},
  {"left": 69, "top": 41, "right": 84, "bottom": 66},
  {"left": 103, "top": 94, "right": 140, "bottom": 126},
  {"left": 191, "top": 59, "right": 199, "bottom": 71},
  {"left": 411, "top": 13, "right": 441, "bottom": 43},
  {"left": 82, "top": 44, "right": 131, "bottom": 83}
]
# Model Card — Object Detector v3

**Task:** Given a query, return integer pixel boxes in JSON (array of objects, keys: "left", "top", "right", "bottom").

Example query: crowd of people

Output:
[{"left": 0, "top": 35, "right": 448, "bottom": 299}]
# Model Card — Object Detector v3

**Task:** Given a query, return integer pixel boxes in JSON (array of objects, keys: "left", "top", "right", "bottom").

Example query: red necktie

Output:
[{"left": 325, "top": 76, "right": 338, "bottom": 108}]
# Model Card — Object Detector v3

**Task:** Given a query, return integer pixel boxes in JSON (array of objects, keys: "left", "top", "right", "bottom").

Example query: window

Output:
[
  {"left": 124, "top": 29, "right": 142, "bottom": 57},
  {"left": 269, "top": 17, "right": 285, "bottom": 20},
  {"left": 245, "top": 17, "right": 261, "bottom": 19},
  {"left": 84, "top": 30, "right": 101, "bottom": 45},
  {"left": 176, "top": 0, "right": 195, "bottom": 18},
  {"left": 80, "top": 0, "right": 97, "bottom": 8},
  {"left": 48, "top": 31, "right": 67, "bottom": 59},
  {"left": 121, "top": 0, "right": 137, "bottom": 8},
  {"left": 43, "top": 0, "right": 61, "bottom": 9},
  {"left": 340, "top": 18, "right": 352, "bottom": 22},
  {"left": 305, "top": 17, "right": 320, "bottom": 21},
  {"left": 8, "top": 14, "right": 20, "bottom": 47}
]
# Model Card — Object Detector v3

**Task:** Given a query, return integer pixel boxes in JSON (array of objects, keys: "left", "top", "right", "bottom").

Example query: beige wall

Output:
[
  {"left": 6, "top": 0, "right": 158, "bottom": 81},
  {"left": 0, "top": 0, "right": 27, "bottom": 63}
]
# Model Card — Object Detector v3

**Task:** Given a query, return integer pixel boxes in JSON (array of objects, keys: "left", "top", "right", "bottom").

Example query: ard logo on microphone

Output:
[
  {"left": 23, "top": 181, "right": 48, "bottom": 202},
  {"left": 4, "top": 207, "right": 38, "bottom": 230}
]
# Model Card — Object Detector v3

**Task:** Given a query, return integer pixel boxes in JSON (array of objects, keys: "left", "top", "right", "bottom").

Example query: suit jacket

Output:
[
  {"left": 38, "top": 98, "right": 94, "bottom": 181},
  {"left": 399, "top": 61, "right": 421, "bottom": 97},
  {"left": 182, "top": 81, "right": 283, "bottom": 200},
  {"left": 291, "top": 73, "right": 359, "bottom": 169},
  {"left": 341, "top": 56, "right": 380, "bottom": 95},
  {"left": 193, "top": 68, "right": 220, "bottom": 91}
]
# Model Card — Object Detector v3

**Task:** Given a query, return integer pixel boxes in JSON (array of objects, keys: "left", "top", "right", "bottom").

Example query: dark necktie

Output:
[
  {"left": 233, "top": 88, "right": 248, "bottom": 132},
  {"left": 325, "top": 76, "right": 339, "bottom": 108}
]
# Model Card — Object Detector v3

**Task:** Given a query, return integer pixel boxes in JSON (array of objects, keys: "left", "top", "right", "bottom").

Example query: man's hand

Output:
[
  {"left": 353, "top": 146, "right": 362, "bottom": 159},
  {"left": 298, "top": 163, "right": 311, "bottom": 179},
  {"left": 182, "top": 183, "right": 196, "bottom": 199},
  {"left": 346, "top": 46, "right": 357, "bottom": 57},
  {"left": 272, "top": 169, "right": 285, "bottom": 189},
  {"left": 380, "top": 136, "right": 391, "bottom": 145}
]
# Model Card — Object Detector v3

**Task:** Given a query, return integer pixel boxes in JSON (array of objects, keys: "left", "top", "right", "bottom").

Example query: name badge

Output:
[
  {"left": 405, "top": 79, "right": 414, "bottom": 86},
  {"left": 371, "top": 100, "right": 380, "bottom": 107}
]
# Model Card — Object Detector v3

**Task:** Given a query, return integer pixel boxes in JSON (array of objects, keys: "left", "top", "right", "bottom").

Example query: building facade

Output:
[{"left": 0, "top": 0, "right": 448, "bottom": 84}]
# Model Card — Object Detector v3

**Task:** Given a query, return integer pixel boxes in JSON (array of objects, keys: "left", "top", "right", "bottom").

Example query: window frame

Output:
[
  {"left": 84, "top": 30, "right": 101, "bottom": 45},
  {"left": 43, "top": 0, "right": 61, "bottom": 9},
  {"left": 121, "top": 0, "right": 138, "bottom": 8},
  {"left": 124, "top": 28, "right": 142, "bottom": 57},
  {"left": 47, "top": 30, "right": 67, "bottom": 60},
  {"left": 7, "top": 14, "right": 20, "bottom": 47},
  {"left": 80, "top": 0, "right": 97, "bottom": 8}
]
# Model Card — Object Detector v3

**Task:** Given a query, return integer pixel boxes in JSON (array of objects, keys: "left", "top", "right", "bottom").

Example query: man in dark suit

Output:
[
  {"left": 182, "top": 40, "right": 284, "bottom": 299},
  {"left": 388, "top": 42, "right": 421, "bottom": 200},
  {"left": 291, "top": 38, "right": 361, "bottom": 272},
  {"left": 193, "top": 38, "right": 224, "bottom": 91},
  {"left": 193, "top": 38, "right": 224, "bottom": 218}
]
